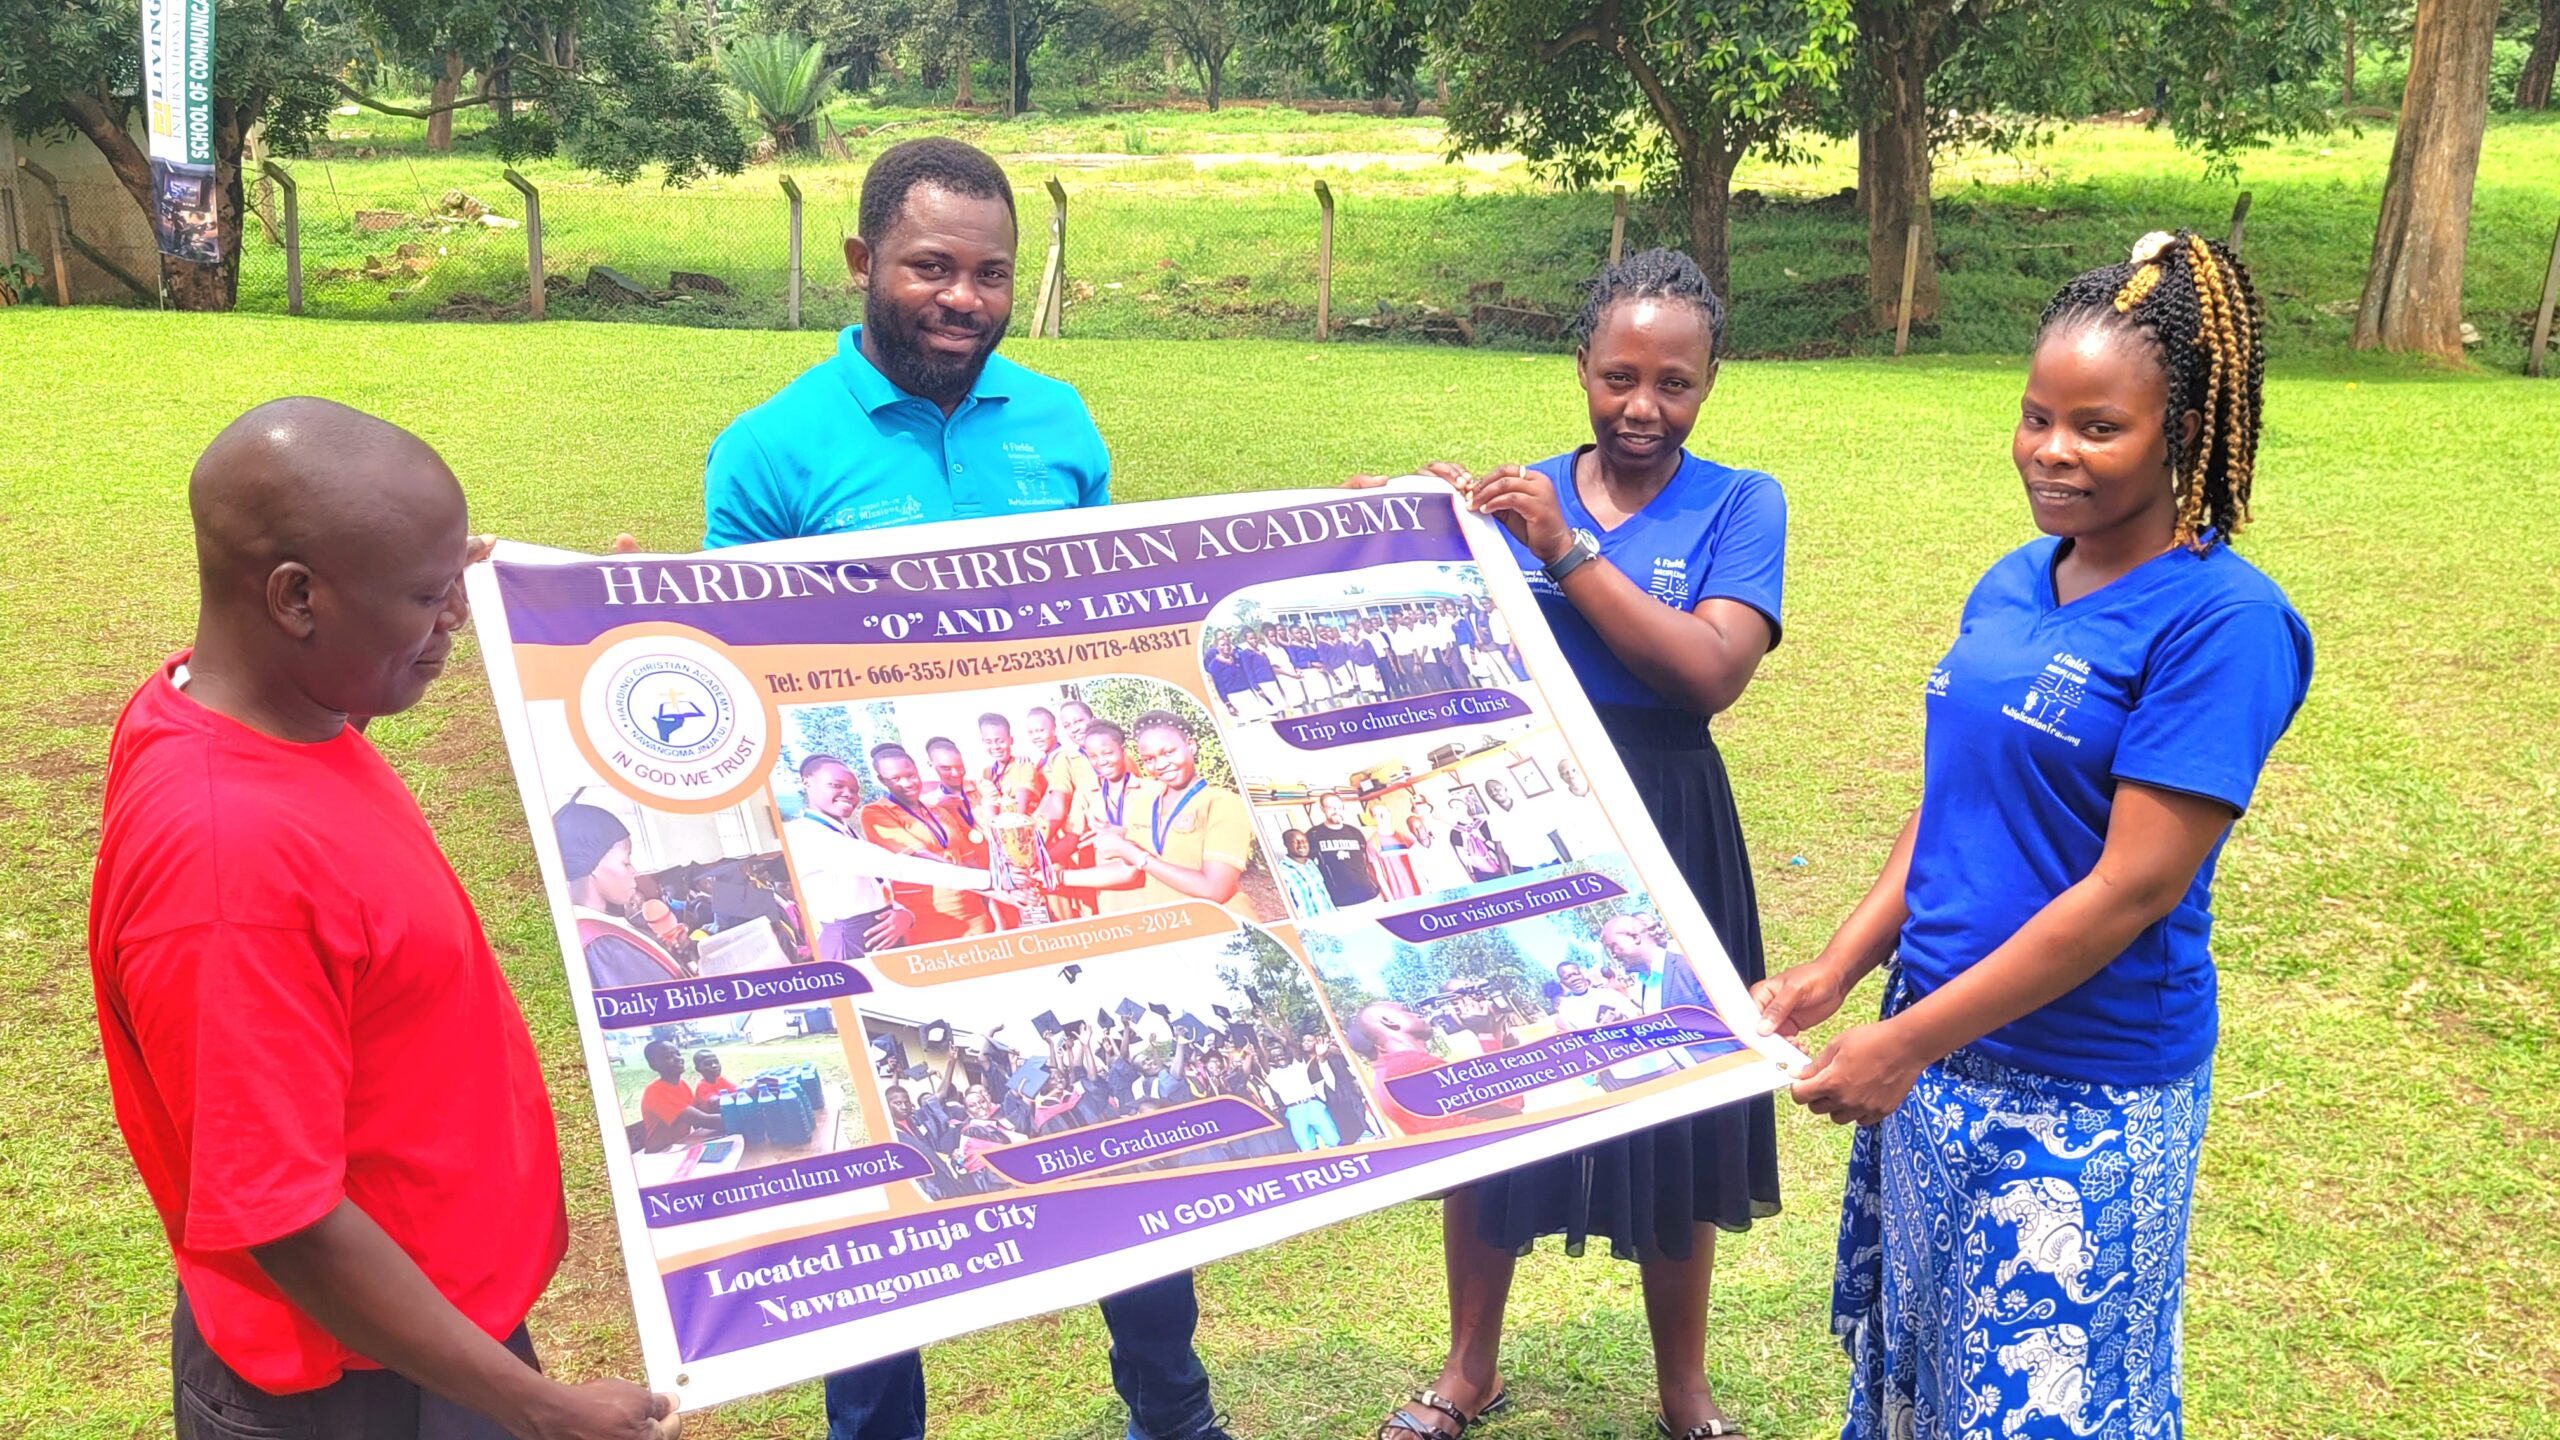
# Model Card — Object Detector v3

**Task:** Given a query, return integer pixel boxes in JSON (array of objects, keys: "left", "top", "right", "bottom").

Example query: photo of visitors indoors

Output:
[
  {"left": 1195, "top": 561, "right": 1531, "bottom": 726},
  {"left": 1249, "top": 725, "right": 1620, "bottom": 920},
  {"left": 773, "top": 676, "right": 1282, "bottom": 948},
  {"left": 862, "top": 929, "right": 1371, "bottom": 1200},
  {"left": 1295, "top": 856, "right": 1739, "bottom": 1138}
]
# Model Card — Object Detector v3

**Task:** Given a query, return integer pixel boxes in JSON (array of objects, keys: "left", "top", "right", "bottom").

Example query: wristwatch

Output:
[{"left": 1543, "top": 527, "right": 1602, "bottom": 585}]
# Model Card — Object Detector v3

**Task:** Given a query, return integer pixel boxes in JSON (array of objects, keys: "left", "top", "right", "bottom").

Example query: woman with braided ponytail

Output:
[
  {"left": 1350, "top": 246, "right": 1785, "bottom": 1440},
  {"left": 1753, "top": 232, "right": 2313, "bottom": 1437}
]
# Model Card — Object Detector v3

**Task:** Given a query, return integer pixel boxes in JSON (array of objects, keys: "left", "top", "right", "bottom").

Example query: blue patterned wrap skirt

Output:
[{"left": 1830, "top": 979, "right": 2213, "bottom": 1440}]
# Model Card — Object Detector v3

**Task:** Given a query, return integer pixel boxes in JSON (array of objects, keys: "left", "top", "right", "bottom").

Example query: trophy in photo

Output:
[{"left": 988, "top": 808, "right": 1053, "bottom": 926}]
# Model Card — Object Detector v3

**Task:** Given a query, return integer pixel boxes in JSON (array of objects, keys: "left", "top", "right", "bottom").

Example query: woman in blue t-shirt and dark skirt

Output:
[
  {"left": 1360, "top": 248, "right": 1785, "bottom": 1440},
  {"left": 1756, "top": 232, "right": 2313, "bottom": 1439}
]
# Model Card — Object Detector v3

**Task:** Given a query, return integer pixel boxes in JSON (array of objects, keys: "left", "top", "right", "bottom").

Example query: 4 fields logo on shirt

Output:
[
  {"left": 2003, "top": 651, "right": 2089, "bottom": 747},
  {"left": 1645, "top": 556, "right": 1691, "bottom": 610},
  {"left": 578, "top": 633, "right": 773, "bottom": 807}
]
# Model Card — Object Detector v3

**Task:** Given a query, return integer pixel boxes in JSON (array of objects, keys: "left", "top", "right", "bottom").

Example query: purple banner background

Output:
[
  {"left": 640, "top": 1144, "right": 929, "bottom": 1229},
  {"left": 1383, "top": 1007, "right": 1742, "bottom": 1119},
  {"left": 497, "top": 496, "right": 1469, "bottom": 648},
  {"left": 982, "top": 1098, "right": 1273, "bottom": 1185},
  {"left": 663, "top": 1124, "right": 1556, "bottom": 1362},
  {"left": 1375, "top": 872, "right": 1627, "bottom": 944},
  {"left": 594, "top": 962, "right": 871, "bottom": 1030},
  {"left": 1269, "top": 689, "right": 1532, "bottom": 751}
]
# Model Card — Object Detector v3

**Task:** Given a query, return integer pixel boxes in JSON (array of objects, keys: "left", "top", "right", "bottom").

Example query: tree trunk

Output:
[
  {"left": 1435, "top": 64, "right": 1450, "bottom": 106},
  {"left": 1680, "top": 134, "right": 1742, "bottom": 300},
  {"left": 2353, "top": 0, "right": 2498, "bottom": 357},
  {"left": 426, "top": 50, "right": 463, "bottom": 152},
  {"left": 2520, "top": 0, "right": 2559, "bottom": 110},
  {"left": 1394, "top": 74, "right": 1421, "bottom": 116},
  {"left": 1164, "top": 44, "right": 1183, "bottom": 99},
  {"left": 955, "top": 35, "right": 974, "bottom": 107},
  {"left": 1010, "top": 36, "right": 1031, "bottom": 114},
  {"left": 1859, "top": 0, "right": 1943, "bottom": 326},
  {"left": 2342, "top": 16, "right": 2357, "bottom": 104},
  {"left": 58, "top": 89, "right": 246, "bottom": 309},
  {"left": 1206, "top": 53, "right": 1226, "bottom": 110}
]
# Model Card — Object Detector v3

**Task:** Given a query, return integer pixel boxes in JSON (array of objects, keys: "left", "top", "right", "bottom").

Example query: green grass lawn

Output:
[
  {"left": 2, "top": 311, "right": 2555, "bottom": 1438},
  {"left": 227, "top": 106, "right": 2560, "bottom": 366}
]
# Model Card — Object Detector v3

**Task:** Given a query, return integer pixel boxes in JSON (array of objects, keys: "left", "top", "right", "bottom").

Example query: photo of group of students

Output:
[
  {"left": 775, "top": 680, "right": 1279, "bottom": 960},
  {"left": 1197, "top": 562, "right": 1529, "bottom": 725},
  {"left": 1311, "top": 886, "right": 1722, "bottom": 1142},
  {"left": 862, "top": 941, "right": 1368, "bottom": 1200},
  {"left": 1255, "top": 729, "right": 1622, "bottom": 919}
]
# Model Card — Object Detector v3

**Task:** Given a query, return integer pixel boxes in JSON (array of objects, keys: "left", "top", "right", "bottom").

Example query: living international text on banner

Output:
[
  {"left": 465, "top": 480, "right": 1807, "bottom": 1411},
  {"left": 138, "top": 0, "right": 219, "bottom": 262}
]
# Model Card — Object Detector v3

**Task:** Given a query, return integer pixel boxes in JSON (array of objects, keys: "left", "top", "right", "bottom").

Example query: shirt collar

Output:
[{"left": 833, "top": 324, "right": 1017, "bottom": 414}]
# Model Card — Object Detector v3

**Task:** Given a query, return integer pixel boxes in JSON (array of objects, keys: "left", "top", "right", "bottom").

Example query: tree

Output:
[
  {"left": 1241, "top": 0, "right": 1432, "bottom": 114},
  {"left": 722, "top": 30, "right": 842, "bottom": 150},
  {"left": 1, "top": 0, "right": 746, "bottom": 310},
  {"left": 1151, "top": 0, "right": 1238, "bottom": 108},
  {"left": 1440, "top": 0, "right": 1855, "bottom": 296},
  {"left": 2521, "top": 0, "right": 2559, "bottom": 109},
  {"left": 2354, "top": 0, "right": 2501, "bottom": 357},
  {"left": 1216, "top": 928, "right": 1327, "bottom": 1037},
  {"left": 1843, "top": 0, "right": 2337, "bottom": 327}
]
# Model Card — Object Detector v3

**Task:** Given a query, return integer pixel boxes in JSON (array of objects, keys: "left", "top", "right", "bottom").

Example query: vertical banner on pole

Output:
[{"left": 139, "top": 0, "right": 219, "bottom": 262}]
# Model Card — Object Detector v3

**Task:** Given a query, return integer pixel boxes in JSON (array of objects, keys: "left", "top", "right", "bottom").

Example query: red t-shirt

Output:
[
  {"left": 642, "top": 1078, "right": 700, "bottom": 1127},
  {"left": 695, "top": 1076, "right": 738, "bottom": 1103},
  {"left": 1370, "top": 1048, "right": 1525, "bottom": 1135},
  {"left": 88, "top": 657, "right": 566, "bottom": 1394}
]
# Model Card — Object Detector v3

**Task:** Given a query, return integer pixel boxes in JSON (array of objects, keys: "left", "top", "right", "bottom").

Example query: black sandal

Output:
[
  {"left": 1375, "top": 1385, "right": 1510, "bottom": 1440},
  {"left": 1653, "top": 1413, "right": 1746, "bottom": 1439}
]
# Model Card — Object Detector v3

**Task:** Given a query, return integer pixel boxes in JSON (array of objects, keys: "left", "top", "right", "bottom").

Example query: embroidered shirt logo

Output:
[
  {"left": 1925, "top": 667, "right": 1951, "bottom": 697},
  {"left": 1003, "top": 440, "right": 1053, "bottom": 505},
  {"left": 2002, "top": 651, "right": 2088, "bottom": 747}
]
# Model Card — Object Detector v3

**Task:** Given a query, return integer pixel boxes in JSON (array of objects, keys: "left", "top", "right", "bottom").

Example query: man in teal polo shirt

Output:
[
  {"left": 701, "top": 139, "right": 1229, "bottom": 1440},
  {"left": 703, "top": 147, "right": 1109, "bottom": 547}
]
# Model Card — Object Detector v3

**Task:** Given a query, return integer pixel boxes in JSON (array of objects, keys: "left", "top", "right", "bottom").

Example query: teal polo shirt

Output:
[{"left": 702, "top": 325, "right": 1111, "bottom": 547}]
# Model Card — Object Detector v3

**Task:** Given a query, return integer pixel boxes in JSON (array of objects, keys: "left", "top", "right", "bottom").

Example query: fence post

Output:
[
  {"left": 503, "top": 167, "right": 543, "bottom": 320},
  {"left": 16, "top": 158, "right": 73, "bottom": 307},
  {"left": 2529, "top": 218, "right": 2560, "bottom": 379},
  {"left": 1893, "top": 220, "right": 1920, "bottom": 357},
  {"left": 780, "top": 174, "right": 803, "bottom": 331},
  {"left": 2227, "top": 191, "right": 2252, "bottom": 255},
  {"left": 1035, "top": 177, "right": 1067, "bottom": 339},
  {"left": 260, "top": 160, "right": 301, "bottom": 315},
  {"left": 1314, "top": 180, "right": 1335, "bottom": 342},
  {"left": 1609, "top": 185, "right": 1626, "bottom": 267}
]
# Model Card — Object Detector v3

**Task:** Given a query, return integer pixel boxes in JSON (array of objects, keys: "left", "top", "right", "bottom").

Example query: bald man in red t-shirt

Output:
[{"left": 89, "top": 401, "right": 670, "bottom": 1440}]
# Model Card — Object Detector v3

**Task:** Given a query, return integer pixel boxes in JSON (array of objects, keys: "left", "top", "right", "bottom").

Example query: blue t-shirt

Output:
[
  {"left": 1205, "top": 653, "right": 1253, "bottom": 699},
  {"left": 1900, "top": 536, "right": 2313, "bottom": 1085},
  {"left": 1502, "top": 448, "right": 1788, "bottom": 710},
  {"left": 703, "top": 325, "right": 1111, "bottom": 547}
]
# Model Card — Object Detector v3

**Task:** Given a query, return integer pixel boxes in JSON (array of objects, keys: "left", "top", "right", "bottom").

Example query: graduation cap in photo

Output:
[
  {"left": 1007, "top": 1055, "right": 1051, "bottom": 1097},
  {"left": 1116, "top": 997, "right": 1146, "bottom": 1023},
  {"left": 1058, "top": 963, "right": 1084, "bottom": 984},
  {"left": 1148, "top": 1001, "right": 1173, "bottom": 1019},
  {"left": 1032, "top": 1009, "right": 1063, "bottom": 1038},
  {"left": 1241, "top": 985, "right": 1264, "bottom": 1009},
  {"left": 921, "top": 1019, "right": 953, "bottom": 1051},
  {"left": 904, "top": 1062, "right": 935, "bottom": 1081},
  {"left": 870, "top": 1033, "right": 911, "bottom": 1072},
  {"left": 1172, "top": 1011, "right": 1213, "bottom": 1044},
  {"left": 1226, "top": 1020, "right": 1258, "bottom": 1047},
  {"left": 1211, "top": 1003, "right": 1233, "bottom": 1022},
  {"left": 1096, "top": 1008, "right": 1116, "bottom": 1031}
]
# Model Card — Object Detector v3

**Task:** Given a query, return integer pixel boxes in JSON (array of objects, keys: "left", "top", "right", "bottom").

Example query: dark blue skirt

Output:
[{"left": 1467, "top": 703, "right": 1783, "bottom": 1262}]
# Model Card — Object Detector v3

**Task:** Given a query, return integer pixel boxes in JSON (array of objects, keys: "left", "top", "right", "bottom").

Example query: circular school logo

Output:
[{"left": 578, "top": 635, "right": 769, "bottom": 805}]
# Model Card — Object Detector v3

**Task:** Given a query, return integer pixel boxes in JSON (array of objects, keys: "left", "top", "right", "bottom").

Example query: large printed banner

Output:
[
  {"left": 138, "top": 0, "right": 219, "bottom": 261},
  {"left": 468, "top": 482, "right": 1805, "bottom": 1411}
]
